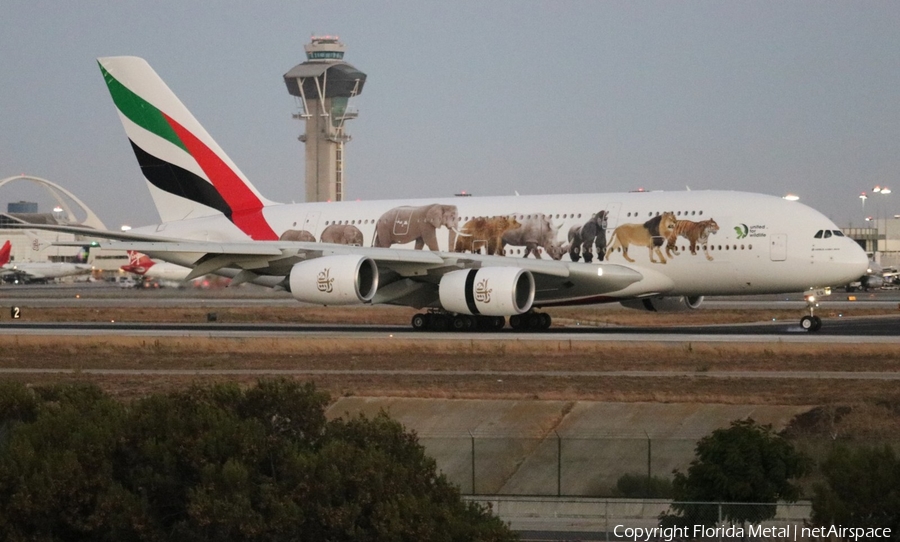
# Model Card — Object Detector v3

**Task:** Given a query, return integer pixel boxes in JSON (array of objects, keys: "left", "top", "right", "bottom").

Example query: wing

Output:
[{"left": 6, "top": 223, "right": 670, "bottom": 308}]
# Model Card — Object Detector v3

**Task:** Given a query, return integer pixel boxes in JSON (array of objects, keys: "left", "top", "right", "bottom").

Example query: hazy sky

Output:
[{"left": 2, "top": 2, "right": 899, "bottom": 229}]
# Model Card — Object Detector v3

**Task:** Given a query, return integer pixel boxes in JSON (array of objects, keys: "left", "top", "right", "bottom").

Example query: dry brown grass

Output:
[
  {"left": 2, "top": 335, "right": 900, "bottom": 372},
  {"left": 3, "top": 304, "right": 900, "bottom": 439},
  {"left": 2, "top": 335, "right": 899, "bottom": 405}
]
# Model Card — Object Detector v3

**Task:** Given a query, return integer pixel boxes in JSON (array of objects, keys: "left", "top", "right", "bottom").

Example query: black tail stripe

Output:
[
  {"left": 129, "top": 140, "right": 234, "bottom": 219},
  {"left": 464, "top": 269, "right": 480, "bottom": 315}
]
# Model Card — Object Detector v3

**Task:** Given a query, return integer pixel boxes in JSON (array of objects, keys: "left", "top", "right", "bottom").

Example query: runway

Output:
[
  {"left": 2, "top": 283, "right": 899, "bottom": 343},
  {"left": 1, "top": 315, "right": 899, "bottom": 343}
]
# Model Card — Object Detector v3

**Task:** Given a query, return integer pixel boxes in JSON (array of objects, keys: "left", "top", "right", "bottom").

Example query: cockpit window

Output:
[
  {"left": 814, "top": 230, "right": 823, "bottom": 238},
  {"left": 824, "top": 230, "right": 832, "bottom": 238},
  {"left": 832, "top": 230, "right": 845, "bottom": 237}
]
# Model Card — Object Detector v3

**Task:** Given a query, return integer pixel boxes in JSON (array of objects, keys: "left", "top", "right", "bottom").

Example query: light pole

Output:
[{"left": 872, "top": 186, "right": 891, "bottom": 252}]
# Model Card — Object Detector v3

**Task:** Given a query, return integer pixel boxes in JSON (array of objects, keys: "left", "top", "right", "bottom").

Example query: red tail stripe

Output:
[
  {"left": 162, "top": 113, "right": 277, "bottom": 241},
  {"left": 0, "top": 241, "right": 10, "bottom": 266}
]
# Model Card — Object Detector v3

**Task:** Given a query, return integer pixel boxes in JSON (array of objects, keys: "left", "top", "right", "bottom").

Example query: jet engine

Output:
[
  {"left": 289, "top": 255, "right": 379, "bottom": 305},
  {"left": 620, "top": 295, "right": 704, "bottom": 312},
  {"left": 439, "top": 267, "right": 535, "bottom": 316}
]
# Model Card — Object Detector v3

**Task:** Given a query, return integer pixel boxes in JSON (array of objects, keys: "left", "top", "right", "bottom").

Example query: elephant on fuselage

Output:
[
  {"left": 320, "top": 224, "right": 364, "bottom": 246},
  {"left": 373, "top": 204, "right": 460, "bottom": 251},
  {"left": 279, "top": 229, "right": 316, "bottom": 242}
]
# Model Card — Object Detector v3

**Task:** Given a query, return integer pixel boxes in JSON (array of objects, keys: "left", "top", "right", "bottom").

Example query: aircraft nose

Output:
[{"left": 842, "top": 241, "right": 870, "bottom": 283}]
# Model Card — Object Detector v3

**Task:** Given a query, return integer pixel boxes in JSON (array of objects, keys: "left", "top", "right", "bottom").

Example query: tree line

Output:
[{"left": 0, "top": 380, "right": 516, "bottom": 542}]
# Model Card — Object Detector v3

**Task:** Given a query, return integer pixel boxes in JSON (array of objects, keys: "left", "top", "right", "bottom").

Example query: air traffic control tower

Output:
[{"left": 283, "top": 36, "right": 366, "bottom": 202}]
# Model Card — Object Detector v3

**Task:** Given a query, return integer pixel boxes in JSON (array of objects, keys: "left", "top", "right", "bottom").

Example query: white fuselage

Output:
[
  {"left": 1, "top": 262, "right": 91, "bottom": 282},
  {"left": 133, "top": 190, "right": 867, "bottom": 304},
  {"left": 142, "top": 262, "right": 192, "bottom": 282}
]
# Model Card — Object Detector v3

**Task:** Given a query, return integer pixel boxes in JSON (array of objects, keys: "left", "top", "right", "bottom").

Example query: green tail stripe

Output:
[{"left": 99, "top": 62, "right": 187, "bottom": 153}]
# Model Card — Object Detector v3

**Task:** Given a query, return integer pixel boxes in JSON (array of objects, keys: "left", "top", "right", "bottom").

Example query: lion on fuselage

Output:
[
  {"left": 605, "top": 212, "right": 677, "bottom": 264},
  {"left": 454, "top": 215, "right": 521, "bottom": 255}
]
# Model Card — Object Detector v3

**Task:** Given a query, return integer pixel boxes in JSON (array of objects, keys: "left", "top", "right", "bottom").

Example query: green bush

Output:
[
  {"left": 0, "top": 380, "right": 516, "bottom": 542},
  {"left": 811, "top": 444, "right": 900, "bottom": 540},
  {"left": 661, "top": 418, "right": 810, "bottom": 527}
]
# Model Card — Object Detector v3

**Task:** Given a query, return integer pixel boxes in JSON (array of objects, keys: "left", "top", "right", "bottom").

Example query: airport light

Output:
[
  {"left": 120, "top": 225, "right": 132, "bottom": 232},
  {"left": 870, "top": 187, "right": 891, "bottom": 252}
]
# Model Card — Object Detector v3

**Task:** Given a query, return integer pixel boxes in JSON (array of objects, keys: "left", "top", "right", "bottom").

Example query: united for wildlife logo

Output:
[
  {"left": 475, "top": 278, "right": 492, "bottom": 303},
  {"left": 316, "top": 268, "right": 334, "bottom": 293},
  {"left": 734, "top": 223, "right": 767, "bottom": 239}
]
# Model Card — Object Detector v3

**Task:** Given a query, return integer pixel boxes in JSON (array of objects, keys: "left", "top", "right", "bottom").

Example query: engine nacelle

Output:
[
  {"left": 439, "top": 267, "right": 535, "bottom": 316},
  {"left": 289, "top": 255, "right": 379, "bottom": 305},
  {"left": 620, "top": 295, "right": 704, "bottom": 312}
]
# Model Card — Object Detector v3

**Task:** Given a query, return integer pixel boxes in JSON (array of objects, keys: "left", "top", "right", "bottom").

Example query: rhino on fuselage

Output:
[{"left": 501, "top": 214, "right": 565, "bottom": 259}]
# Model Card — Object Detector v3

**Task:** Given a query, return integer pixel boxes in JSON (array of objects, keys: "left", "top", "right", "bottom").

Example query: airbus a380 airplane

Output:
[{"left": 17, "top": 56, "right": 868, "bottom": 332}]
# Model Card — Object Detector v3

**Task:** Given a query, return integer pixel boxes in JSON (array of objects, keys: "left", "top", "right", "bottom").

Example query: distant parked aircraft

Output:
[
  {"left": 0, "top": 240, "right": 92, "bottom": 284},
  {"left": 120, "top": 251, "right": 192, "bottom": 283}
]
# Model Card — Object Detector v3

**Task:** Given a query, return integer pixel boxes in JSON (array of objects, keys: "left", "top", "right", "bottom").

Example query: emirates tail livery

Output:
[{"left": 20, "top": 56, "right": 867, "bottom": 331}]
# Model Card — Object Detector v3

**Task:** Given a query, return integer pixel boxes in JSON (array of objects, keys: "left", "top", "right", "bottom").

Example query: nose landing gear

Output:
[
  {"left": 800, "top": 314, "right": 822, "bottom": 332},
  {"left": 800, "top": 288, "right": 829, "bottom": 332}
]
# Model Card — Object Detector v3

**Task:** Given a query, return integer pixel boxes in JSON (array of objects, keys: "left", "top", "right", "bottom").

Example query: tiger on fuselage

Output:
[{"left": 665, "top": 218, "right": 719, "bottom": 261}]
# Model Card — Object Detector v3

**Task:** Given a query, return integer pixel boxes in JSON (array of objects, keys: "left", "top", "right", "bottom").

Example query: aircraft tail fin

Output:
[
  {"left": 74, "top": 245, "right": 93, "bottom": 265},
  {"left": 97, "top": 56, "right": 278, "bottom": 240},
  {"left": 0, "top": 240, "right": 10, "bottom": 266},
  {"left": 121, "top": 251, "right": 155, "bottom": 276}
]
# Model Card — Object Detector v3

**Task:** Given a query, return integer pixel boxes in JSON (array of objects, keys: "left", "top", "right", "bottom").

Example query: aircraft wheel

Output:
[
  {"left": 538, "top": 313, "right": 552, "bottom": 330},
  {"left": 432, "top": 314, "right": 449, "bottom": 332},
  {"left": 509, "top": 314, "right": 523, "bottom": 330},
  {"left": 451, "top": 315, "right": 470, "bottom": 331},
  {"left": 800, "top": 315, "right": 820, "bottom": 332},
  {"left": 492, "top": 316, "right": 506, "bottom": 330},
  {"left": 473, "top": 316, "right": 497, "bottom": 331},
  {"left": 411, "top": 313, "right": 427, "bottom": 331}
]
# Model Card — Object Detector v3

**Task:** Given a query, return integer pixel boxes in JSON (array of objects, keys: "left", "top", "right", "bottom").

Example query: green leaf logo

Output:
[{"left": 734, "top": 224, "right": 749, "bottom": 239}]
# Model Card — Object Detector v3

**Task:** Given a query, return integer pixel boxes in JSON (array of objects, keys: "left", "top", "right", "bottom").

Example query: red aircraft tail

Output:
[
  {"left": 0, "top": 240, "right": 11, "bottom": 267},
  {"left": 120, "top": 251, "right": 155, "bottom": 275}
]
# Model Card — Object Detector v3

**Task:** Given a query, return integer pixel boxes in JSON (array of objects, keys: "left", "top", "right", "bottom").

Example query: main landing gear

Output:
[
  {"left": 509, "top": 312, "right": 552, "bottom": 331},
  {"left": 800, "top": 288, "right": 829, "bottom": 332},
  {"left": 410, "top": 310, "right": 553, "bottom": 332}
]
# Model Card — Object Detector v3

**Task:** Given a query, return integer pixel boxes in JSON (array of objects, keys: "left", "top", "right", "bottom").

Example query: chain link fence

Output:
[
  {"left": 420, "top": 433, "right": 708, "bottom": 496},
  {"left": 420, "top": 432, "right": 900, "bottom": 498}
]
